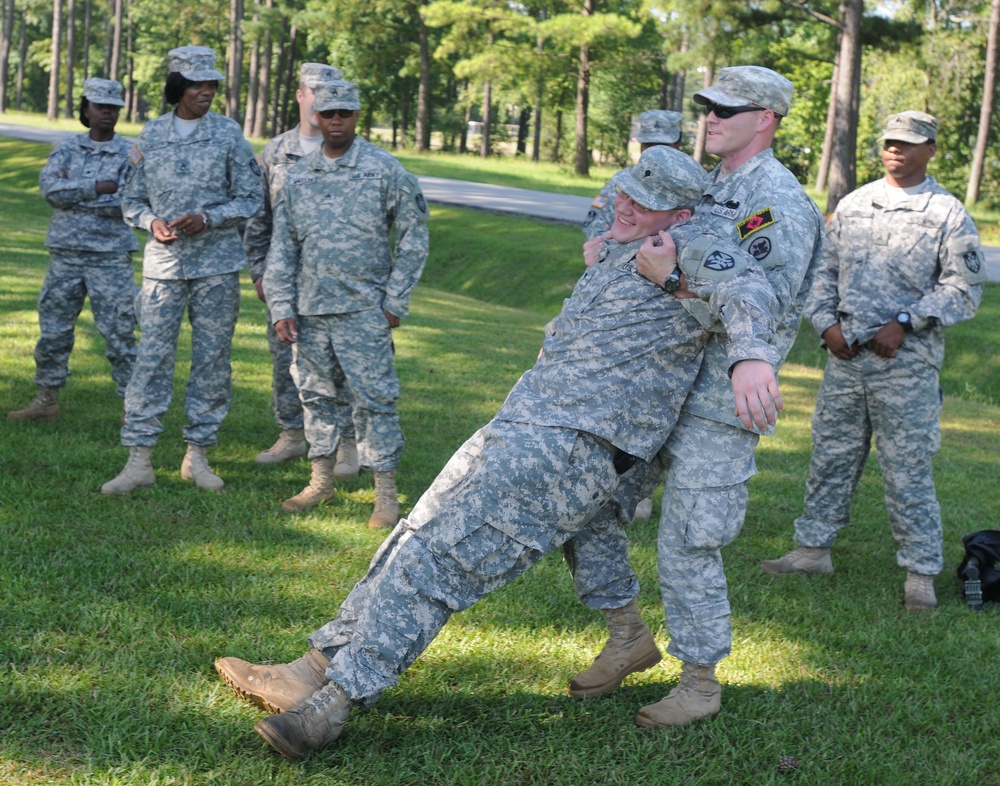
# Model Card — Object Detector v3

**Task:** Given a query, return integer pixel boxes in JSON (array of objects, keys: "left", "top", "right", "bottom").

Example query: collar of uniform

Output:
[
  {"left": 872, "top": 176, "right": 935, "bottom": 212},
  {"left": 168, "top": 108, "right": 218, "bottom": 143},
  {"left": 77, "top": 131, "right": 120, "bottom": 150},
  {"left": 314, "top": 136, "right": 361, "bottom": 171},
  {"left": 703, "top": 148, "right": 776, "bottom": 205}
]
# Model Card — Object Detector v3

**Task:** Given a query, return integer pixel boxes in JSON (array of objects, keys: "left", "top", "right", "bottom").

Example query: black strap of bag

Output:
[{"left": 956, "top": 530, "right": 1000, "bottom": 611}]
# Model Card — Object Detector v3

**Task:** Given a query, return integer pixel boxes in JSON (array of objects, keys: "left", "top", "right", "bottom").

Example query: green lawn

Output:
[{"left": 2, "top": 138, "right": 999, "bottom": 785}]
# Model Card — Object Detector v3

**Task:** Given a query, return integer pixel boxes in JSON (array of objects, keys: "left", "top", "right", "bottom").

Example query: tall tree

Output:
[
  {"left": 108, "top": 0, "right": 122, "bottom": 80},
  {"left": 966, "top": 0, "right": 999, "bottom": 205},
  {"left": 826, "top": 0, "right": 862, "bottom": 213},
  {"left": 0, "top": 0, "right": 14, "bottom": 111},
  {"left": 63, "top": 0, "right": 75, "bottom": 117},
  {"left": 225, "top": 0, "right": 243, "bottom": 120},
  {"left": 47, "top": 0, "right": 63, "bottom": 119}
]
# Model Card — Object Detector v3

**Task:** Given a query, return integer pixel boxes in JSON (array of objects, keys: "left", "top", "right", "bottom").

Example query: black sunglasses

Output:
[
  {"left": 701, "top": 102, "right": 765, "bottom": 119},
  {"left": 318, "top": 109, "right": 356, "bottom": 119}
]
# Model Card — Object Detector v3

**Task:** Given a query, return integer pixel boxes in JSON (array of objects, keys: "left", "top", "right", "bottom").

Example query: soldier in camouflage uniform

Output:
[
  {"left": 101, "top": 46, "right": 263, "bottom": 495},
  {"left": 243, "top": 62, "right": 359, "bottom": 474},
  {"left": 582, "top": 109, "right": 684, "bottom": 244},
  {"left": 262, "top": 80, "right": 429, "bottom": 529},
  {"left": 761, "top": 111, "right": 984, "bottom": 611},
  {"left": 8, "top": 78, "right": 137, "bottom": 423},
  {"left": 214, "top": 146, "right": 785, "bottom": 759},
  {"left": 564, "top": 66, "right": 824, "bottom": 728}
]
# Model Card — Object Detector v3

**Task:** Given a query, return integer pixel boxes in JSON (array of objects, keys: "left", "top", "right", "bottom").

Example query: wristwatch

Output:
[
  {"left": 661, "top": 267, "right": 682, "bottom": 293},
  {"left": 896, "top": 310, "right": 913, "bottom": 332}
]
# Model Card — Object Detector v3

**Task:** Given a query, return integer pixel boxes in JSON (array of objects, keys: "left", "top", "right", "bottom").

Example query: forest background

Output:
[{"left": 0, "top": 0, "right": 998, "bottom": 214}]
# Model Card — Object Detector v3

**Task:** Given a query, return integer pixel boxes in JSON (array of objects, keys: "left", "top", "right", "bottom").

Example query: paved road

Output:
[{"left": 4, "top": 122, "right": 998, "bottom": 281}]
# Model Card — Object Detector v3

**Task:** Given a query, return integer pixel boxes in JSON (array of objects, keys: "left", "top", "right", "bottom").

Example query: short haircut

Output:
[{"left": 79, "top": 97, "right": 91, "bottom": 128}]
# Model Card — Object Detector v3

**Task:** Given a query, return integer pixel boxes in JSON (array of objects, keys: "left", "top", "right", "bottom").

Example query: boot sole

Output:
[
  {"left": 214, "top": 659, "right": 297, "bottom": 714},
  {"left": 760, "top": 562, "right": 833, "bottom": 575},
  {"left": 254, "top": 716, "right": 308, "bottom": 760},
  {"left": 100, "top": 478, "right": 155, "bottom": 495},
  {"left": 635, "top": 705, "right": 720, "bottom": 728},
  {"left": 569, "top": 648, "right": 663, "bottom": 699}
]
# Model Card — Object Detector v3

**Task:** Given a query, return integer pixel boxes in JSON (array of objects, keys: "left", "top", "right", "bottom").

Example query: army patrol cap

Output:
[
  {"left": 300, "top": 63, "right": 344, "bottom": 88},
  {"left": 694, "top": 66, "right": 793, "bottom": 117},
  {"left": 634, "top": 110, "right": 683, "bottom": 144},
  {"left": 168, "top": 46, "right": 225, "bottom": 82},
  {"left": 82, "top": 78, "right": 125, "bottom": 107},
  {"left": 878, "top": 110, "right": 937, "bottom": 144},
  {"left": 612, "top": 146, "right": 708, "bottom": 211},
  {"left": 313, "top": 80, "right": 361, "bottom": 112}
]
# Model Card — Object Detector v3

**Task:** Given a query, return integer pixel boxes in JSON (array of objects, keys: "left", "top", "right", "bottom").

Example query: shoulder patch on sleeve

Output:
[
  {"left": 129, "top": 144, "right": 143, "bottom": 166},
  {"left": 591, "top": 195, "right": 609, "bottom": 209},
  {"left": 737, "top": 207, "right": 775, "bottom": 240}
]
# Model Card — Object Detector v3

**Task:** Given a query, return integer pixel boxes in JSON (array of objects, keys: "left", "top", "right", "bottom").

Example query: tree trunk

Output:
[
  {"left": 966, "top": 0, "right": 999, "bottom": 206},
  {"left": 532, "top": 31, "right": 543, "bottom": 162},
  {"left": 252, "top": 0, "right": 272, "bottom": 138},
  {"left": 460, "top": 99, "right": 469, "bottom": 153},
  {"left": 480, "top": 81, "right": 491, "bottom": 156},
  {"left": 692, "top": 63, "right": 713, "bottom": 165},
  {"left": 63, "top": 0, "right": 75, "bottom": 118},
  {"left": 826, "top": 0, "right": 862, "bottom": 214},
  {"left": 225, "top": 0, "right": 243, "bottom": 121},
  {"left": 16, "top": 1, "right": 25, "bottom": 108},
  {"left": 415, "top": 0, "right": 431, "bottom": 151},
  {"left": 243, "top": 11, "right": 260, "bottom": 137},
  {"left": 0, "top": 0, "right": 14, "bottom": 111},
  {"left": 81, "top": 0, "right": 89, "bottom": 78},
  {"left": 46, "top": 0, "right": 62, "bottom": 120},
  {"left": 573, "top": 0, "right": 594, "bottom": 176},
  {"left": 815, "top": 49, "right": 839, "bottom": 192},
  {"left": 552, "top": 108, "right": 562, "bottom": 163},
  {"left": 108, "top": 0, "right": 122, "bottom": 80},
  {"left": 516, "top": 105, "right": 529, "bottom": 155}
]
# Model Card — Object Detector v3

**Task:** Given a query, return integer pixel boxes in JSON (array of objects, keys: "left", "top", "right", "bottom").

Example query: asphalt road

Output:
[{"left": 4, "top": 121, "right": 997, "bottom": 282}]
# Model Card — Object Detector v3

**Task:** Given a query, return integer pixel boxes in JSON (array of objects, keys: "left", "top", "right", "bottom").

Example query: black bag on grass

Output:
[{"left": 956, "top": 530, "right": 1000, "bottom": 610}]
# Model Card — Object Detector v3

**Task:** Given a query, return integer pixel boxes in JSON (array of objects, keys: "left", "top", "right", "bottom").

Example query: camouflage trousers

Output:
[
  {"left": 34, "top": 251, "right": 137, "bottom": 397},
  {"left": 567, "top": 413, "right": 757, "bottom": 666},
  {"left": 264, "top": 308, "right": 353, "bottom": 438},
  {"left": 794, "top": 349, "right": 944, "bottom": 575},
  {"left": 121, "top": 273, "right": 240, "bottom": 447},
  {"left": 293, "top": 309, "right": 399, "bottom": 469},
  {"left": 308, "top": 420, "right": 620, "bottom": 706}
]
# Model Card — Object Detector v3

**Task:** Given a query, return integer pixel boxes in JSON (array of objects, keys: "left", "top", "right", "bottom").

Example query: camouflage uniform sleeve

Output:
[
  {"left": 582, "top": 178, "right": 617, "bottom": 240},
  {"left": 382, "top": 169, "right": 430, "bottom": 319},
  {"left": 261, "top": 190, "right": 301, "bottom": 324},
  {"left": 908, "top": 206, "right": 984, "bottom": 330},
  {"left": 38, "top": 141, "right": 99, "bottom": 209},
  {"left": 673, "top": 224, "right": 780, "bottom": 370},
  {"left": 121, "top": 142, "right": 156, "bottom": 232},
  {"left": 204, "top": 135, "right": 264, "bottom": 230},
  {"left": 805, "top": 216, "right": 842, "bottom": 338},
  {"left": 242, "top": 151, "right": 273, "bottom": 282}
]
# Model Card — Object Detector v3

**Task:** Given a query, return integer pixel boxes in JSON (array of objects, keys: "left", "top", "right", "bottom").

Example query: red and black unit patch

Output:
[{"left": 737, "top": 207, "right": 774, "bottom": 240}]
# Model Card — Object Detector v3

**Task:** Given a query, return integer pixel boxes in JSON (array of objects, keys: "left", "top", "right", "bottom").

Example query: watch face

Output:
[{"left": 663, "top": 270, "right": 681, "bottom": 292}]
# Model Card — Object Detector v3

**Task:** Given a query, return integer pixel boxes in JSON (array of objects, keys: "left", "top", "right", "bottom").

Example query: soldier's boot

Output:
[
  {"left": 7, "top": 387, "right": 60, "bottom": 421},
  {"left": 632, "top": 497, "right": 654, "bottom": 521},
  {"left": 904, "top": 572, "right": 938, "bottom": 610},
  {"left": 569, "top": 599, "right": 662, "bottom": 698},
  {"left": 255, "top": 428, "right": 308, "bottom": 465},
  {"left": 281, "top": 458, "right": 336, "bottom": 513},
  {"left": 368, "top": 470, "right": 399, "bottom": 530},
  {"left": 101, "top": 446, "right": 156, "bottom": 495},
  {"left": 760, "top": 546, "right": 833, "bottom": 575},
  {"left": 214, "top": 648, "right": 329, "bottom": 714},
  {"left": 254, "top": 681, "right": 354, "bottom": 760},
  {"left": 181, "top": 444, "right": 225, "bottom": 492},
  {"left": 635, "top": 662, "right": 722, "bottom": 728},
  {"left": 333, "top": 434, "right": 360, "bottom": 478}
]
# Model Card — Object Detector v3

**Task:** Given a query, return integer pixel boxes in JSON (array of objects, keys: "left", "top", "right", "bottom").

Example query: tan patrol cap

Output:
[
  {"left": 693, "top": 65, "right": 793, "bottom": 116},
  {"left": 612, "top": 146, "right": 708, "bottom": 211},
  {"left": 878, "top": 111, "right": 937, "bottom": 144}
]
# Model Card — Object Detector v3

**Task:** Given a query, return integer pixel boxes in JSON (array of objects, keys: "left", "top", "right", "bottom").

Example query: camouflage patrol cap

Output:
[
  {"left": 313, "top": 80, "right": 361, "bottom": 112},
  {"left": 167, "top": 46, "right": 225, "bottom": 82},
  {"left": 634, "top": 110, "right": 683, "bottom": 145},
  {"left": 82, "top": 77, "right": 125, "bottom": 107},
  {"left": 878, "top": 110, "right": 937, "bottom": 144},
  {"left": 612, "top": 146, "right": 708, "bottom": 211},
  {"left": 300, "top": 63, "right": 345, "bottom": 88},
  {"left": 694, "top": 65, "right": 793, "bottom": 116}
]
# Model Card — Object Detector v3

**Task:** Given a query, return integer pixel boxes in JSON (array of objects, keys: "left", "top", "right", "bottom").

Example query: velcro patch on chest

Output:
[
  {"left": 737, "top": 207, "right": 774, "bottom": 240},
  {"left": 350, "top": 171, "right": 383, "bottom": 181}
]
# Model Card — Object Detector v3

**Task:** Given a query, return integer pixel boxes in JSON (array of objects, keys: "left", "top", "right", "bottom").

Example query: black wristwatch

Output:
[
  {"left": 896, "top": 310, "right": 913, "bottom": 332},
  {"left": 661, "top": 267, "right": 682, "bottom": 293}
]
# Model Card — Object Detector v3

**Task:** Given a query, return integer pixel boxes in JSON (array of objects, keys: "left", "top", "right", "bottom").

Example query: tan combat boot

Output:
[
  {"left": 904, "top": 572, "right": 938, "bottom": 610},
  {"left": 181, "top": 444, "right": 224, "bottom": 491},
  {"left": 215, "top": 648, "right": 329, "bottom": 713},
  {"left": 333, "top": 434, "right": 360, "bottom": 478},
  {"left": 255, "top": 681, "right": 354, "bottom": 760},
  {"left": 255, "top": 428, "right": 308, "bottom": 464},
  {"left": 7, "top": 387, "right": 60, "bottom": 421},
  {"left": 368, "top": 469, "right": 399, "bottom": 529},
  {"left": 760, "top": 546, "right": 833, "bottom": 575},
  {"left": 635, "top": 661, "right": 722, "bottom": 728},
  {"left": 281, "top": 457, "right": 335, "bottom": 512},
  {"left": 101, "top": 446, "right": 155, "bottom": 495},
  {"left": 569, "top": 599, "right": 662, "bottom": 698}
]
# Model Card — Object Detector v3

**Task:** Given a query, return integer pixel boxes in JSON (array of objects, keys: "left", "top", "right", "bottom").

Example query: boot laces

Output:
[{"left": 303, "top": 683, "right": 345, "bottom": 714}]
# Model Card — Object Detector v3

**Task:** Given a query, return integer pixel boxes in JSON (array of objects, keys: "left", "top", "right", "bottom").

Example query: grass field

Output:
[{"left": 2, "top": 136, "right": 999, "bottom": 785}]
